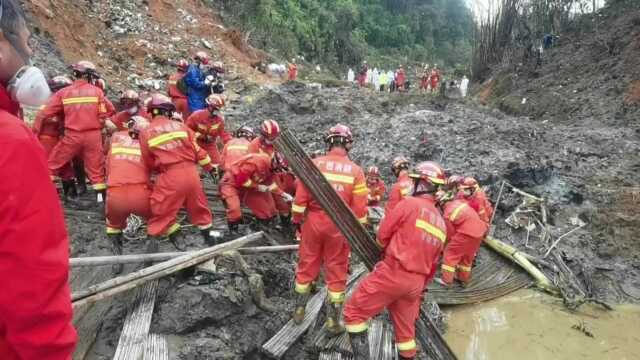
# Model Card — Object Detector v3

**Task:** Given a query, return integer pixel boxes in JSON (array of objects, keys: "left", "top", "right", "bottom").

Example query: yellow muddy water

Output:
[{"left": 443, "top": 290, "right": 640, "bottom": 360}]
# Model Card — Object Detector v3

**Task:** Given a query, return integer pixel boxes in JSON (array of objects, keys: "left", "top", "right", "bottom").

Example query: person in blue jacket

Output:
[{"left": 184, "top": 51, "right": 213, "bottom": 113}]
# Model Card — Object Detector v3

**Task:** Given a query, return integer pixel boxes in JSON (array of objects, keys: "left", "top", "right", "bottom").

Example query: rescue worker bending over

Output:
[
  {"left": 40, "top": 60, "right": 116, "bottom": 205},
  {"left": 220, "top": 125, "right": 255, "bottom": 173},
  {"left": 437, "top": 188, "right": 488, "bottom": 287},
  {"left": 105, "top": 116, "right": 153, "bottom": 273},
  {"left": 108, "top": 90, "right": 149, "bottom": 132},
  {"left": 457, "top": 177, "right": 494, "bottom": 224},
  {"left": 219, "top": 152, "right": 293, "bottom": 234},
  {"left": 343, "top": 161, "right": 448, "bottom": 360},
  {"left": 186, "top": 94, "right": 231, "bottom": 174},
  {"left": 385, "top": 156, "right": 412, "bottom": 213},
  {"left": 366, "top": 166, "right": 385, "bottom": 207},
  {"left": 249, "top": 119, "right": 280, "bottom": 158},
  {"left": 139, "top": 94, "right": 217, "bottom": 251},
  {"left": 168, "top": 59, "right": 189, "bottom": 117},
  {"left": 291, "top": 124, "right": 368, "bottom": 335}
]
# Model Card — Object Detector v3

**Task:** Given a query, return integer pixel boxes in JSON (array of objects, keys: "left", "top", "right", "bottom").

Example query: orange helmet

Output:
[
  {"left": 260, "top": 119, "right": 281, "bottom": 141},
  {"left": 147, "top": 93, "right": 176, "bottom": 116},
  {"left": 447, "top": 175, "right": 464, "bottom": 188},
  {"left": 177, "top": 59, "right": 189, "bottom": 72},
  {"left": 235, "top": 125, "right": 255, "bottom": 139},
  {"left": 212, "top": 61, "right": 225, "bottom": 73},
  {"left": 459, "top": 177, "right": 479, "bottom": 190},
  {"left": 409, "top": 161, "right": 446, "bottom": 185},
  {"left": 193, "top": 51, "right": 209, "bottom": 65},
  {"left": 206, "top": 94, "right": 225, "bottom": 112},
  {"left": 48, "top": 76, "right": 72, "bottom": 92},
  {"left": 391, "top": 156, "right": 410, "bottom": 172},
  {"left": 121, "top": 89, "right": 140, "bottom": 103},
  {"left": 367, "top": 166, "right": 380, "bottom": 178},
  {"left": 325, "top": 124, "right": 353, "bottom": 144},
  {"left": 71, "top": 60, "right": 97, "bottom": 74}
]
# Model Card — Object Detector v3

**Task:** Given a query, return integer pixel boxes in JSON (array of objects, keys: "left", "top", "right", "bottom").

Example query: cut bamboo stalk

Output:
[
  {"left": 72, "top": 232, "right": 263, "bottom": 307},
  {"left": 113, "top": 281, "right": 158, "bottom": 360},
  {"left": 70, "top": 245, "right": 298, "bottom": 267},
  {"left": 143, "top": 334, "right": 169, "bottom": 360},
  {"left": 484, "top": 236, "right": 559, "bottom": 295}
]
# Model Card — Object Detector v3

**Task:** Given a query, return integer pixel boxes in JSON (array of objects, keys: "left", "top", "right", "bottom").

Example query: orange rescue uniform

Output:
[
  {"left": 291, "top": 147, "right": 368, "bottom": 303},
  {"left": 274, "top": 171, "right": 297, "bottom": 216},
  {"left": 385, "top": 171, "right": 413, "bottom": 213},
  {"left": 110, "top": 107, "right": 150, "bottom": 132},
  {"left": 105, "top": 131, "right": 152, "bottom": 234},
  {"left": 344, "top": 194, "right": 446, "bottom": 359},
  {"left": 139, "top": 116, "right": 214, "bottom": 236},
  {"left": 220, "top": 137, "right": 251, "bottom": 172},
  {"left": 441, "top": 200, "right": 488, "bottom": 284},
  {"left": 32, "top": 106, "right": 74, "bottom": 180},
  {"left": 247, "top": 137, "right": 275, "bottom": 158},
  {"left": 185, "top": 110, "right": 231, "bottom": 168},
  {"left": 288, "top": 63, "right": 298, "bottom": 81},
  {"left": 367, "top": 179, "right": 386, "bottom": 207},
  {"left": 38, "top": 79, "right": 115, "bottom": 190},
  {"left": 464, "top": 189, "right": 494, "bottom": 224},
  {"left": 168, "top": 71, "right": 189, "bottom": 117}
]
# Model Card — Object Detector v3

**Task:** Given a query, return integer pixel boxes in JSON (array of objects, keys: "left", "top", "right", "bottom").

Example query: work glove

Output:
[
  {"left": 204, "top": 75, "right": 214, "bottom": 86},
  {"left": 257, "top": 184, "right": 269, "bottom": 193},
  {"left": 280, "top": 192, "right": 294, "bottom": 203}
]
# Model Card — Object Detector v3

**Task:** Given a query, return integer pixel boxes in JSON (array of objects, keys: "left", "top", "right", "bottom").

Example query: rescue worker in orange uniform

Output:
[
  {"left": 32, "top": 76, "right": 76, "bottom": 197},
  {"left": 248, "top": 119, "right": 280, "bottom": 158},
  {"left": 291, "top": 124, "right": 368, "bottom": 335},
  {"left": 185, "top": 94, "right": 231, "bottom": 173},
  {"left": 219, "top": 152, "right": 293, "bottom": 233},
  {"left": 108, "top": 90, "right": 149, "bottom": 131},
  {"left": 220, "top": 126, "right": 255, "bottom": 173},
  {"left": 287, "top": 59, "right": 298, "bottom": 81},
  {"left": 40, "top": 60, "right": 116, "bottom": 204},
  {"left": 437, "top": 189, "right": 489, "bottom": 286},
  {"left": 458, "top": 177, "right": 494, "bottom": 224},
  {"left": 139, "top": 94, "right": 217, "bottom": 250},
  {"left": 168, "top": 59, "right": 190, "bottom": 117},
  {"left": 343, "top": 161, "right": 448, "bottom": 359},
  {"left": 385, "top": 156, "right": 413, "bottom": 213},
  {"left": 272, "top": 152, "right": 297, "bottom": 227},
  {"left": 430, "top": 67, "right": 441, "bottom": 93},
  {"left": 419, "top": 65, "right": 430, "bottom": 92},
  {"left": 395, "top": 65, "right": 406, "bottom": 91},
  {"left": 366, "top": 166, "right": 386, "bottom": 207},
  {"left": 105, "top": 116, "right": 152, "bottom": 273}
]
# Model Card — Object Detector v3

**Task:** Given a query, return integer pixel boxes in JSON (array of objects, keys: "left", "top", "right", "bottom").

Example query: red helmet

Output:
[
  {"left": 447, "top": 175, "right": 464, "bottom": 188},
  {"left": 325, "top": 124, "right": 353, "bottom": 144},
  {"left": 177, "top": 59, "right": 189, "bottom": 72},
  {"left": 459, "top": 177, "right": 479, "bottom": 190},
  {"left": 206, "top": 94, "right": 225, "bottom": 111},
  {"left": 367, "top": 166, "right": 380, "bottom": 178},
  {"left": 194, "top": 51, "right": 209, "bottom": 65},
  {"left": 48, "top": 76, "right": 72, "bottom": 92},
  {"left": 409, "top": 161, "right": 446, "bottom": 185},
  {"left": 212, "top": 61, "right": 225, "bottom": 73},
  {"left": 260, "top": 119, "right": 281, "bottom": 141},
  {"left": 147, "top": 93, "right": 176, "bottom": 115},
  {"left": 121, "top": 89, "right": 140, "bottom": 103},
  {"left": 235, "top": 125, "right": 255, "bottom": 139},
  {"left": 71, "top": 60, "right": 97, "bottom": 74},
  {"left": 391, "top": 156, "right": 410, "bottom": 172}
]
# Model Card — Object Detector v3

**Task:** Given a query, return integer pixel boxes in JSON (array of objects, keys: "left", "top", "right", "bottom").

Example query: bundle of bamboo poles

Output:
[{"left": 274, "top": 129, "right": 457, "bottom": 360}]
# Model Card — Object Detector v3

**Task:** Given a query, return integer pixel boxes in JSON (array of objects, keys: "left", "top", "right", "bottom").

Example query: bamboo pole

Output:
[
  {"left": 71, "top": 232, "right": 263, "bottom": 307},
  {"left": 484, "top": 236, "right": 559, "bottom": 295},
  {"left": 69, "top": 245, "right": 299, "bottom": 267}
]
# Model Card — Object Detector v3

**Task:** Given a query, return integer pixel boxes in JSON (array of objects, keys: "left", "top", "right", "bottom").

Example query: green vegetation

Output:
[{"left": 211, "top": 0, "right": 473, "bottom": 71}]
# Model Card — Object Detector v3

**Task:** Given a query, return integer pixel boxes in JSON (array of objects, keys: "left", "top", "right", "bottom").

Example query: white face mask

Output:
[
  {"left": 127, "top": 106, "right": 139, "bottom": 115},
  {"left": 8, "top": 66, "right": 52, "bottom": 107}
]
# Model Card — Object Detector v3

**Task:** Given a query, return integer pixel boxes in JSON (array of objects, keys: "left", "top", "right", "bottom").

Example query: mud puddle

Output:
[{"left": 443, "top": 290, "right": 640, "bottom": 360}]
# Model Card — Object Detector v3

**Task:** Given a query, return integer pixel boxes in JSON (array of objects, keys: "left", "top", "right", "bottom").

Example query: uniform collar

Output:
[{"left": 327, "top": 147, "right": 348, "bottom": 157}]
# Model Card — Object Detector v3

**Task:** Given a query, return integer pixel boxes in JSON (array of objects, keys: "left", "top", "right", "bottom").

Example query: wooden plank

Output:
[
  {"left": 143, "top": 334, "right": 169, "bottom": 360},
  {"left": 113, "top": 281, "right": 158, "bottom": 360}
]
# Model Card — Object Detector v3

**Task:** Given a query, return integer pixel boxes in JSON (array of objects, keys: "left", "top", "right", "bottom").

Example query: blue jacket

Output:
[{"left": 184, "top": 64, "right": 209, "bottom": 112}]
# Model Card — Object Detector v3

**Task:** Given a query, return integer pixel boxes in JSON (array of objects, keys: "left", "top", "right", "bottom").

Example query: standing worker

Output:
[
  {"left": 220, "top": 125, "right": 255, "bottom": 172},
  {"left": 395, "top": 66, "right": 406, "bottom": 92},
  {"left": 41, "top": 60, "right": 116, "bottom": 205},
  {"left": 0, "top": 0, "right": 77, "bottom": 356},
  {"left": 366, "top": 166, "right": 385, "bottom": 207},
  {"left": 185, "top": 94, "right": 231, "bottom": 173},
  {"left": 168, "top": 59, "right": 190, "bottom": 117},
  {"left": 343, "top": 162, "right": 448, "bottom": 359},
  {"left": 105, "top": 116, "right": 152, "bottom": 273},
  {"left": 430, "top": 67, "right": 440, "bottom": 93},
  {"left": 184, "top": 51, "right": 212, "bottom": 113},
  {"left": 457, "top": 177, "right": 493, "bottom": 224},
  {"left": 290, "top": 124, "right": 368, "bottom": 335},
  {"left": 437, "top": 189, "right": 488, "bottom": 286},
  {"left": 385, "top": 156, "right": 413, "bottom": 213},
  {"left": 109, "top": 90, "right": 149, "bottom": 131},
  {"left": 287, "top": 58, "right": 298, "bottom": 81},
  {"left": 139, "top": 94, "right": 218, "bottom": 251}
]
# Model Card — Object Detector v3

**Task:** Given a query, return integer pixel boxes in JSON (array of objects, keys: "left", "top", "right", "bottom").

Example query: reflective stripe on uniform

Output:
[
  {"left": 198, "top": 156, "right": 212, "bottom": 166},
  {"left": 441, "top": 264, "right": 456, "bottom": 272},
  {"left": 353, "top": 183, "right": 368, "bottom": 195},
  {"left": 400, "top": 187, "right": 411, "bottom": 196},
  {"left": 322, "top": 172, "right": 355, "bottom": 184},
  {"left": 397, "top": 339, "right": 417, "bottom": 351},
  {"left": 111, "top": 147, "right": 141, "bottom": 156},
  {"left": 93, "top": 183, "right": 107, "bottom": 190},
  {"left": 345, "top": 322, "right": 369, "bottom": 333},
  {"left": 292, "top": 204, "right": 306, "bottom": 213},
  {"left": 458, "top": 265, "right": 472, "bottom": 272},
  {"left": 358, "top": 216, "right": 367, "bottom": 224},
  {"left": 166, "top": 223, "right": 181, "bottom": 236},
  {"left": 295, "top": 282, "right": 311, "bottom": 294},
  {"left": 62, "top": 96, "right": 99, "bottom": 105},
  {"left": 148, "top": 131, "right": 188, "bottom": 147},
  {"left": 168, "top": 80, "right": 177, "bottom": 85},
  {"left": 227, "top": 145, "right": 248, "bottom": 151},
  {"left": 415, "top": 219, "right": 446, "bottom": 243},
  {"left": 106, "top": 226, "right": 122, "bottom": 234},
  {"left": 268, "top": 183, "right": 278, "bottom": 191},
  {"left": 449, "top": 203, "right": 467, "bottom": 222},
  {"left": 242, "top": 179, "right": 253, "bottom": 187},
  {"left": 328, "top": 290, "right": 345, "bottom": 304}
]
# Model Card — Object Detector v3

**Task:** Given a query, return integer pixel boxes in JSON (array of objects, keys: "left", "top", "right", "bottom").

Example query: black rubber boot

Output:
[
  {"left": 325, "top": 302, "right": 346, "bottom": 337},
  {"left": 73, "top": 159, "right": 87, "bottom": 196},
  {"left": 200, "top": 228, "right": 217, "bottom": 247},
  {"left": 279, "top": 214, "right": 292, "bottom": 228},
  {"left": 62, "top": 180, "right": 80, "bottom": 205},
  {"left": 292, "top": 291, "right": 310, "bottom": 325},
  {"left": 108, "top": 233, "right": 124, "bottom": 274},
  {"left": 169, "top": 230, "right": 188, "bottom": 251}
]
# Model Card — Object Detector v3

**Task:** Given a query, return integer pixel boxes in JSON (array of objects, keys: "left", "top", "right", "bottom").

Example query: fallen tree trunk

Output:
[
  {"left": 275, "top": 129, "right": 457, "bottom": 360},
  {"left": 71, "top": 232, "right": 263, "bottom": 308},
  {"left": 69, "top": 245, "right": 299, "bottom": 267}
]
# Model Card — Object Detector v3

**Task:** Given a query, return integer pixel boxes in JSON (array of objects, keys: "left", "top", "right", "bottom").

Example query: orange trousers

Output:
[
  {"left": 294, "top": 213, "right": 350, "bottom": 303},
  {"left": 147, "top": 163, "right": 212, "bottom": 236},
  {"left": 441, "top": 233, "right": 483, "bottom": 284},
  {"left": 199, "top": 141, "right": 222, "bottom": 166},
  {"left": 172, "top": 97, "right": 189, "bottom": 119},
  {"left": 48, "top": 129, "right": 106, "bottom": 190},
  {"left": 39, "top": 135, "right": 74, "bottom": 180},
  {"left": 219, "top": 173, "right": 277, "bottom": 223},
  {"left": 106, "top": 184, "right": 152, "bottom": 234},
  {"left": 344, "top": 258, "right": 433, "bottom": 359}
]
